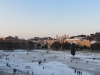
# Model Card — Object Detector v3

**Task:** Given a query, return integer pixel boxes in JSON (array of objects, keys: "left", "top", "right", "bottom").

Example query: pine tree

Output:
[{"left": 71, "top": 43, "right": 76, "bottom": 57}]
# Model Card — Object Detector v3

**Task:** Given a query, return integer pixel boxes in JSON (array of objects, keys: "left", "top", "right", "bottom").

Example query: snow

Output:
[
  {"left": 0, "top": 49, "right": 100, "bottom": 75},
  {"left": 65, "top": 39, "right": 80, "bottom": 40},
  {"left": 90, "top": 41, "right": 96, "bottom": 44}
]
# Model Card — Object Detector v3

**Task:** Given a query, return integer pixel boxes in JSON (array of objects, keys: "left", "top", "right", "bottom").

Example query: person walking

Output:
[
  {"left": 32, "top": 71, "right": 33, "bottom": 75},
  {"left": 27, "top": 71, "right": 29, "bottom": 75},
  {"left": 43, "top": 67, "right": 44, "bottom": 70},
  {"left": 74, "top": 69, "right": 76, "bottom": 73},
  {"left": 13, "top": 69, "right": 17, "bottom": 74},
  {"left": 80, "top": 72, "right": 82, "bottom": 75},
  {"left": 77, "top": 71, "right": 79, "bottom": 75},
  {"left": 79, "top": 71, "right": 80, "bottom": 75}
]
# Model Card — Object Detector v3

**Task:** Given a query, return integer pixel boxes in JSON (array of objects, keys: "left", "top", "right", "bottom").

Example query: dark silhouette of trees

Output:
[
  {"left": 71, "top": 43, "right": 76, "bottom": 57},
  {"left": 62, "top": 43, "right": 65, "bottom": 50},
  {"left": 51, "top": 42, "right": 71, "bottom": 50},
  {"left": 75, "top": 44, "right": 79, "bottom": 50},
  {"left": 20, "top": 42, "right": 27, "bottom": 49},
  {"left": 13, "top": 42, "right": 20, "bottom": 49},
  {"left": 91, "top": 43, "right": 100, "bottom": 51},
  {"left": 37, "top": 43, "right": 41, "bottom": 49},
  {"left": 0, "top": 42, "right": 14, "bottom": 50},
  {"left": 6, "top": 42, "right": 14, "bottom": 50},
  {"left": 27, "top": 41, "right": 35, "bottom": 49},
  {"left": 62, "top": 42, "right": 71, "bottom": 50},
  {"left": 0, "top": 42, "right": 7, "bottom": 50},
  {"left": 74, "top": 44, "right": 90, "bottom": 51},
  {"left": 86, "top": 32, "right": 100, "bottom": 41},
  {"left": 51, "top": 42, "right": 61, "bottom": 50},
  {"left": 42, "top": 44, "right": 48, "bottom": 49},
  {"left": 0, "top": 40, "right": 36, "bottom": 50},
  {"left": 82, "top": 45, "right": 89, "bottom": 50}
]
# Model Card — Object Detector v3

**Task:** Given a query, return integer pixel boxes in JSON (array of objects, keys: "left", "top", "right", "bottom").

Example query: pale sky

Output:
[{"left": 0, "top": 0, "right": 100, "bottom": 39}]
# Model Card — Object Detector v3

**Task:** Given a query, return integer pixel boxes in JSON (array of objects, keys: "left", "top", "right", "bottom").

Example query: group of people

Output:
[
  {"left": 70, "top": 59, "right": 83, "bottom": 75},
  {"left": 75, "top": 69, "right": 82, "bottom": 75},
  {"left": 38, "top": 58, "right": 46, "bottom": 65},
  {"left": 6, "top": 62, "right": 11, "bottom": 67},
  {"left": 27, "top": 71, "right": 34, "bottom": 75},
  {"left": 5, "top": 54, "right": 17, "bottom": 74}
]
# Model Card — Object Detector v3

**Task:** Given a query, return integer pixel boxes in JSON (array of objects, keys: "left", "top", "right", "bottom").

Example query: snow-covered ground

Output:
[{"left": 0, "top": 49, "right": 100, "bottom": 75}]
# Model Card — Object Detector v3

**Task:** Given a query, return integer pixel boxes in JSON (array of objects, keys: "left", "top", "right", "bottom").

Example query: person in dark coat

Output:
[
  {"left": 32, "top": 71, "right": 33, "bottom": 75},
  {"left": 74, "top": 69, "right": 76, "bottom": 73},
  {"left": 43, "top": 67, "right": 44, "bottom": 70},
  {"left": 79, "top": 71, "right": 80, "bottom": 75},
  {"left": 13, "top": 69, "right": 17, "bottom": 74}
]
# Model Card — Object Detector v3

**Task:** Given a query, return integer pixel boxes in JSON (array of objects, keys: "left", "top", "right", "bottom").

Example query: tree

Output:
[
  {"left": 42, "top": 44, "right": 48, "bottom": 49},
  {"left": 14, "top": 42, "right": 20, "bottom": 49},
  {"left": 6, "top": 42, "right": 14, "bottom": 50},
  {"left": 75, "top": 44, "right": 79, "bottom": 50},
  {"left": 27, "top": 41, "right": 35, "bottom": 49},
  {"left": 91, "top": 43, "right": 100, "bottom": 51},
  {"left": 71, "top": 43, "right": 76, "bottom": 57},
  {"left": 37, "top": 43, "right": 41, "bottom": 49},
  {"left": 51, "top": 42, "right": 61, "bottom": 50},
  {"left": 62, "top": 42, "right": 71, "bottom": 50}
]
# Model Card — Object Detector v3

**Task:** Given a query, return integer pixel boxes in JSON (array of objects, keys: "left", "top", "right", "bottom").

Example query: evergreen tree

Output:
[{"left": 71, "top": 43, "right": 76, "bottom": 57}]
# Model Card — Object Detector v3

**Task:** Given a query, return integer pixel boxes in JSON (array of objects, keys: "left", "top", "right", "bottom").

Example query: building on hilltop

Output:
[
  {"left": 56, "top": 34, "right": 69, "bottom": 43},
  {"left": 30, "top": 37, "right": 55, "bottom": 48}
]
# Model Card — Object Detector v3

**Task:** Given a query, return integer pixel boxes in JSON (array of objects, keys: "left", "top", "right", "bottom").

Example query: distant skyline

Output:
[{"left": 0, "top": 0, "right": 100, "bottom": 39}]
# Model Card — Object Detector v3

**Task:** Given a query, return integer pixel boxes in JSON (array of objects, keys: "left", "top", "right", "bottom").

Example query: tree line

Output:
[
  {"left": 0, "top": 40, "right": 48, "bottom": 50},
  {"left": 0, "top": 40, "right": 35, "bottom": 50},
  {"left": 0, "top": 40, "right": 100, "bottom": 51},
  {"left": 91, "top": 43, "right": 100, "bottom": 51},
  {"left": 51, "top": 42, "right": 100, "bottom": 51},
  {"left": 51, "top": 42, "right": 90, "bottom": 51}
]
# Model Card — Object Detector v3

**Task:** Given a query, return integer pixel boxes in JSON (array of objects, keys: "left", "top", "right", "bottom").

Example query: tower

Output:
[
  {"left": 64, "top": 34, "right": 66, "bottom": 38},
  {"left": 56, "top": 35, "right": 58, "bottom": 39}
]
